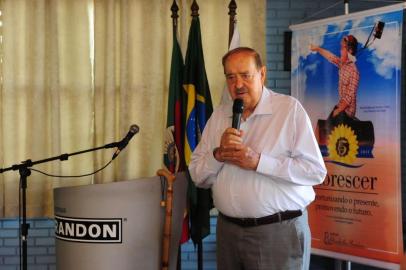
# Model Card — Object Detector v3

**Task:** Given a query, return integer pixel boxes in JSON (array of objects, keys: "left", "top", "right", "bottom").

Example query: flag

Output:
[
  {"left": 164, "top": 25, "right": 190, "bottom": 244},
  {"left": 183, "top": 16, "right": 213, "bottom": 244},
  {"left": 164, "top": 27, "right": 185, "bottom": 174},
  {"left": 220, "top": 21, "right": 240, "bottom": 105}
]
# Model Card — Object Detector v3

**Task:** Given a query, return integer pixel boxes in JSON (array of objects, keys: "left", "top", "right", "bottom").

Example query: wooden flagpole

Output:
[{"left": 158, "top": 168, "right": 176, "bottom": 270}]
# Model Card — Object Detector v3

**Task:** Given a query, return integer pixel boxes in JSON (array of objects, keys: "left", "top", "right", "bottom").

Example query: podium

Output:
[{"left": 54, "top": 172, "right": 187, "bottom": 270}]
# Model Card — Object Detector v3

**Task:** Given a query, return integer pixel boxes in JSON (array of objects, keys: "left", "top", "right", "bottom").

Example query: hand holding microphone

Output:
[
  {"left": 222, "top": 98, "right": 245, "bottom": 151},
  {"left": 214, "top": 98, "right": 259, "bottom": 170},
  {"left": 214, "top": 99, "right": 245, "bottom": 162},
  {"left": 232, "top": 98, "right": 244, "bottom": 130}
]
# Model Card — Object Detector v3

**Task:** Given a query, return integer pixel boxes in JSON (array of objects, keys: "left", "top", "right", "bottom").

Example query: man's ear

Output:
[{"left": 260, "top": 66, "right": 266, "bottom": 85}]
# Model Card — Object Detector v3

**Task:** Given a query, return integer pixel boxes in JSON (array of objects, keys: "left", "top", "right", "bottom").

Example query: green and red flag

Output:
[
  {"left": 163, "top": 25, "right": 190, "bottom": 244},
  {"left": 164, "top": 27, "right": 185, "bottom": 174},
  {"left": 183, "top": 15, "right": 213, "bottom": 244}
]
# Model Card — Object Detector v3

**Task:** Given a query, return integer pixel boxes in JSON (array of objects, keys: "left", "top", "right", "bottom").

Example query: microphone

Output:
[
  {"left": 232, "top": 98, "right": 244, "bottom": 130},
  {"left": 112, "top": 124, "right": 140, "bottom": 160},
  {"left": 373, "top": 21, "right": 385, "bottom": 39}
]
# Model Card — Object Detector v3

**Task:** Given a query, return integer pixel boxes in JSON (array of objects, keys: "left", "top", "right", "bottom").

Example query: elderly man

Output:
[{"left": 189, "top": 47, "right": 326, "bottom": 270}]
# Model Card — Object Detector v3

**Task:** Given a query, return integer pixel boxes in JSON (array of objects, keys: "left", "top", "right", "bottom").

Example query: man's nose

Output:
[{"left": 235, "top": 75, "right": 244, "bottom": 88}]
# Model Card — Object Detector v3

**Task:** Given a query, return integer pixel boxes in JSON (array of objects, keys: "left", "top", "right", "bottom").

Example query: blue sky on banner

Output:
[{"left": 291, "top": 9, "right": 403, "bottom": 138}]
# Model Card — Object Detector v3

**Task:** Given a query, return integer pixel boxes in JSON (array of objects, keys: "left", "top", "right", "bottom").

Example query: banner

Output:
[{"left": 291, "top": 4, "right": 405, "bottom": 268}]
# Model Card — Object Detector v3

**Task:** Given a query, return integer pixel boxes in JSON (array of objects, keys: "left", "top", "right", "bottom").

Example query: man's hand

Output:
[{"left": 214, "top": 128, "right": 260, "bottom": 170}]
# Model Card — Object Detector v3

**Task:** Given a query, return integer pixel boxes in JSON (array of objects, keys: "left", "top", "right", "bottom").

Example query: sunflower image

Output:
[{"left": 327, "top": 124, "right": 359, "bottom": 164}]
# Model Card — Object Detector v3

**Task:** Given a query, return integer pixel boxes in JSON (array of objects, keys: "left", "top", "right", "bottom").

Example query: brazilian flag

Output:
[
  {"left": 164, "top": 27, "right": 185, "bottom": 174},
  {"left": 184, "top": 16, "right": 213, "bottom": 244}
]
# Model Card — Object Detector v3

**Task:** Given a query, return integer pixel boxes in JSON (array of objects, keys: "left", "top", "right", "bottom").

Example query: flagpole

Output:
[
  {"left": 184, "top": 1, "right": 214, "bottom": 269},
  {"left": 168, "top": 2, "right": 183, "bottom": 270},
  {"left": 159, "top": 169, "right": 176, "bottom": 270},
  {"left": 189, "top": 2, "right": 204, "bottom": 269},
  {"left": 228, "top": 0, "right": 237, "bottom": 47}
]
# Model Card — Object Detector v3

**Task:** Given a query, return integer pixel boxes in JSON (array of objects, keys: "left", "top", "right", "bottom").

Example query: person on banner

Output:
[
  {"left": 188, "top": 47, "right": 327, "bottom": 270},
  {"left": 310, "top": 35, "right": 360, "bottom": 126}
]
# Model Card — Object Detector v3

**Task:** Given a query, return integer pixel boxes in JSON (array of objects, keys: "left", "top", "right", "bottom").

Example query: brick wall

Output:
[
  {"left": 0, "top": 218, "right": 55, "bottom": 270},
  {"left": 0, "top": 216, "right": 216, "bottom": 270},
  {"left": 181, "top": 216, "right": 217, "bottom": 270}
]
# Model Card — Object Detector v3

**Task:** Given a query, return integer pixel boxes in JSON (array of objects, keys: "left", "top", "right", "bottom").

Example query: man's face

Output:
[{"left": 224, "top": 52, "right": 266, "bottom": 113}]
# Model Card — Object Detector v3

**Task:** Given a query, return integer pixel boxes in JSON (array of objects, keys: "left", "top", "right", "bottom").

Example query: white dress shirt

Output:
[{"left": 188, "top": 87, "right": 327, "bottom": 218}]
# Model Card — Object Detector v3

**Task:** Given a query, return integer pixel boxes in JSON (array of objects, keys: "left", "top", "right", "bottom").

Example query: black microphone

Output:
[
  {"left": 112, "top": 124, "right": 140, "bottom": 160},
  {"left": 232, "top": 98, "right": 244, "bottom": 130},
  {"left": 374, "top": 21, "right": 385, "bottom": 39}
]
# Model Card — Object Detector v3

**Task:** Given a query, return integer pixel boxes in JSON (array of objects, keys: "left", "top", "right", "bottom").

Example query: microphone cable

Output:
[{"left": 29, "top": 159, "right": 113, "bottom": 178}]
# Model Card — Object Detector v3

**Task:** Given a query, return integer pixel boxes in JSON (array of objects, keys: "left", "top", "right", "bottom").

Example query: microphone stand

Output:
[{"left": 0, "top": 141, "right": 121, "bottom": 270}]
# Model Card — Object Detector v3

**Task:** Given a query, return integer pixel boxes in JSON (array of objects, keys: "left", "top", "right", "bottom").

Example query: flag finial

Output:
[
  {"left": 228, "top": 0, "right": 237, "bottom": 46},
  {"left": 171, "top": 0, "right": 179, "bottom": 20},
  {"left": 191, "top": 0, "right": 199, "bottom": 17},
  {"left": 228, "top": 0, "right": 237, "bottom": 16},
  {"left": 171, "top": 0, "right": 179, "bottom": 28}
]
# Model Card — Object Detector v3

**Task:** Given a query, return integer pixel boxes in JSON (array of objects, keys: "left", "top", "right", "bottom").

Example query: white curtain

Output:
[{"left": 0, "top": 0, "right": 265, "bottom": 218}]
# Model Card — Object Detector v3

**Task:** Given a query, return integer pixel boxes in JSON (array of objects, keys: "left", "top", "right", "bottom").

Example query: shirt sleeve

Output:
[
  {"left": 188, "top": 110, "right": 225, "bottom": 188},
  {"left": 256, "top": 101, "right": 327, "bottom": 186},
  {"left": 325, "top": 53, "right": 340, "bottom": 66}
]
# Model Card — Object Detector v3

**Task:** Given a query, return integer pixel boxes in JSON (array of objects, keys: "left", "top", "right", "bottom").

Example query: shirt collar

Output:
[
  {"left": 226, "top": 86, "right": 273, "bottom": 118},
  {"left": 252, "top": 87, "right": 273, "bottom": 116}
]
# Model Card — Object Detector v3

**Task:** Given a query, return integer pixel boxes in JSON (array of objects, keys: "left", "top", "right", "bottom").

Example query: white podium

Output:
[{"left": 54, "top": 172, "right": 187, "bottom": 270}]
